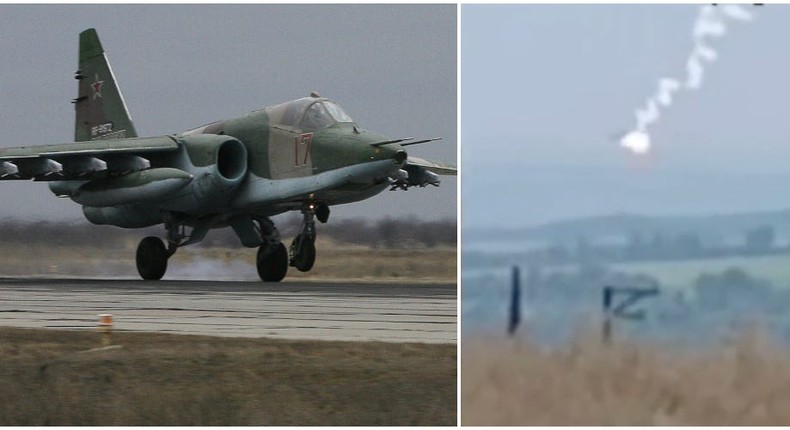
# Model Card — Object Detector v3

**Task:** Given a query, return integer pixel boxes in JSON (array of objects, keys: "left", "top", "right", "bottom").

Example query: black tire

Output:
[
  {"left": 257, "top": 242, "right": 288, "bottom": 282},
  {"left": 292, "top": 235, "right": 316, "bottom": 272},
  {"left": 315, "top": 203, "right": 330, "bottom": 223},
  {"left": 136, "top": 236, "right": 168, "bottom": 280}
]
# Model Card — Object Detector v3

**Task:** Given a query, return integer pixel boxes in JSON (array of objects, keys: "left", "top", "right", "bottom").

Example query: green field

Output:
[
  {"left": 610, "top": 254, "right": 790, "bottom": 290},
  {"left": 522, "top": 253, "right": 790, "bottom": 291}
]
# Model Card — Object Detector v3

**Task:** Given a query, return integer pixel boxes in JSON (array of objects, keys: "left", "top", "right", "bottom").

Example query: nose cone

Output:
[
  {"left": 369, "top": 140, "right": 407, "bottom": 165},
  {"left": 373, "top": 144, "right": 407, "bottom": 165},
  {"left": 355, "top": 128, "right": 409, "bottom": 164}
]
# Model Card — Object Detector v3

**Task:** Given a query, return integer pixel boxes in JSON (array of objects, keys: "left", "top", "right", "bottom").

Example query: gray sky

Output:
[
  {"left": 463, "top": 4, "right": 790, "bottom": 229},
  {"left": 0, "top": 4, "right": 456, "bottom": 223}
]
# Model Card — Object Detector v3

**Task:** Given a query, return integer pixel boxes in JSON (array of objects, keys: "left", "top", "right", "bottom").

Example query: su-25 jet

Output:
[{"left": 0, "top": 29, "right": 456, "bottom": 282}]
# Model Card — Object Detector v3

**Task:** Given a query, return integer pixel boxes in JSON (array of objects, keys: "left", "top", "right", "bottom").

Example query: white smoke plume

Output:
[{"left": 621, "top": 4, "right": 755, "bottom": 155}]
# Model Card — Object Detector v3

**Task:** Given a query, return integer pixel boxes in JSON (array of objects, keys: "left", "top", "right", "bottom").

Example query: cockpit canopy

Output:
[{"left": 265, "top": 97, "right": 355, "bottom": 131}]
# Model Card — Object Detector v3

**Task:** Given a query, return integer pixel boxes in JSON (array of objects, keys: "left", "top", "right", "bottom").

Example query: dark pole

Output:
[
  {"left": 602, "top": 286, "right": 613, "bottom": 344},
  {"left": 508, "top": 266, "right": 520, "bottom": 336}
]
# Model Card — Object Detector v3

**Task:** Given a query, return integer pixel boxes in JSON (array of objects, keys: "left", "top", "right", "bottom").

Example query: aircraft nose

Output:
[{"left": 370, "top": 141, "right": 406, "bottom": 164}]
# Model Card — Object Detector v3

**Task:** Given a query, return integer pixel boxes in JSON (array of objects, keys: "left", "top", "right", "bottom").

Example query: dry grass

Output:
[
  {"left": 0, "top": 327, "right": 456, "bottom": 425},
  {"left": 463, "top": 332, "right": 790, "bottom": 425},
  {"left": 0, "top": 239, "right": 456, "bottom": 283}
]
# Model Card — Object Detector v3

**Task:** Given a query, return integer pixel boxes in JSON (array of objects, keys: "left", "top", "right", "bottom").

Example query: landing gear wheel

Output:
[
  {"left": 290, "top": 234, "right": 316, "bottom": 272},
  {"left": 136, "top": 236, "right": 168, "bottom": 280},
  {"left": 315, "top": 203, "right": 330, "bottom": 224},
  {"left": 257, "top": 242, "right": 288, "bottom": 282}
]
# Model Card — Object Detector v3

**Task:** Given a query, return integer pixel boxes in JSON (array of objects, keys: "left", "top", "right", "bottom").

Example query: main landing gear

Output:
[
  {"left": 135, "top": 214, "right": 208, "bottom": 281},
  {"left": 246, "top": 216, "right": 287, "bottom": 282},
  {"left": 256, "top": 242, "right": 288, "bottom": 282},
  {"left": 136, "top": 236, "right": 170, "bottom": 280},
  {"left": 135, "top": 204, "right": 329, "bottom": 282}
]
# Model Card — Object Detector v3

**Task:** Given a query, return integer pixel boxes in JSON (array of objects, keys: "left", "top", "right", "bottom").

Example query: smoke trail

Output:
[{"left": 621, "top": 5, "right": 755, "bottom": 154}]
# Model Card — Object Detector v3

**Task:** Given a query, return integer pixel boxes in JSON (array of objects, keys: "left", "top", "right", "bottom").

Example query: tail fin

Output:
[{"left": 73, "top": 28, "right": 137, "bottom": 142}]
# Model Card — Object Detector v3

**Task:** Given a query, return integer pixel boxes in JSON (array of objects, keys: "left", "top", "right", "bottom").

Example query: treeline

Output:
[
  {"left": 465, "top": 225, "right": 787, "bottom": 272},
  {"left": 522, "top": 264, "right": 781, "bottom": 306},
  {"left": 485, "top": 225, "right": 783, "bottom": 267},
  {"left": 199, "top": 216, "right": 456, "bottom": 248},
  {"left": 0, "top": 217, "right": 456, "bottom": 249},
  {"left": 468, "top": 210, "right": 790, "bottom": 246}
]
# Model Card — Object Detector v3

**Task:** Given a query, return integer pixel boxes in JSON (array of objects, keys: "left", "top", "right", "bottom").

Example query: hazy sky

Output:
[
  {"left": 0, "top": 4, "right": 456, "bottom": 223},
  {"left": 463, "top": 4, "right": 790, "bottom": 229}
]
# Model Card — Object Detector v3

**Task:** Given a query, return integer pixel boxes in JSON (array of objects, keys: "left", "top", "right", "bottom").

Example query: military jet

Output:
[{"left": 0, "top": 29, "right": 456, "bottom": 282}]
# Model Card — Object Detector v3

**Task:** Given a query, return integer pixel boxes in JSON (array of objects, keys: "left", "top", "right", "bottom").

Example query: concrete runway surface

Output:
[{"left": 0, "top": 278, "right": 456, "bottom": 343}]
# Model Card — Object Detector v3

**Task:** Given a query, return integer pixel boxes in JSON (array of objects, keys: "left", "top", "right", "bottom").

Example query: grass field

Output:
[
  {"left": 611, "top": 253, "right": 790, "bottom": 289},
  {"left": 0, "top": 327, "right": 456, "bottom": 425},
  {"left": 0, "top": 238, "right": 456, "bottom": 283},
  {"left": 463, "top": 334, "right": 790, "bottom": 425}
]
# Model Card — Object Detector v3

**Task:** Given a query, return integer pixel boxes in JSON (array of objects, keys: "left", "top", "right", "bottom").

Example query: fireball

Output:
[{"left": 620, "top": 130, "right": 651, "bottom": 155}]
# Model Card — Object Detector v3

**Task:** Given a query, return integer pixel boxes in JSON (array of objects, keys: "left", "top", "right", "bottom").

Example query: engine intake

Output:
[
  {"left": 181, "top": 134, "right": 248, "bottom": 185},
  {"left": 171, "top": 134, "right": 249, "bottom": 210},
  {"left": 217, "top": 139, "right": 247, "bottom": 181}
]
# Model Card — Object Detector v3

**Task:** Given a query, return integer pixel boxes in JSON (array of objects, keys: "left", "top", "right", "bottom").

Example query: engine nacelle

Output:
[
  {"left": 182, "top": 134, "right": 248, "bottom": 184},
  {"left": 178, "top": 134, "right": 248, "bottom": 207},
  {"left": 81, "top": 135, "right": 250, "bottom": 227}
]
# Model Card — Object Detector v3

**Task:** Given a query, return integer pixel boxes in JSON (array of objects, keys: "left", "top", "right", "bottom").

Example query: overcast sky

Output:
[
  {"left": 0, "top": 4, "right": 456, "bottom": 224},
  {"left": 463, "top": 4, "right": 790, "bottom": 229}
]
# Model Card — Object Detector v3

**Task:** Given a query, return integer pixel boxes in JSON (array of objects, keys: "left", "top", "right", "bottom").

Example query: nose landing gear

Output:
[
  {"left": 290, "top": 234, "right": 316, "bottom": 272},
  {"left": 289, "top": 203, "right": 328, "bottom": 273},
  {"left": 290, "top": 205, "right": 317, "bottom": 272}
]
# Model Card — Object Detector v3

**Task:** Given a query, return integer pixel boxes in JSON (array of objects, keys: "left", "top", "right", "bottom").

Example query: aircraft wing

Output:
[
  {"left": 406, "top": 156, "right": 457, "bottom": 176},
  {"left": 0, "top": 136, "right": 180, "bottom": 180}
]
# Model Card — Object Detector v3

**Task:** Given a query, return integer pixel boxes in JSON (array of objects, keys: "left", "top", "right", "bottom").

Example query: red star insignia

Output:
[{"left": 91, "top": 74, "right": 104, "bottom": 99}]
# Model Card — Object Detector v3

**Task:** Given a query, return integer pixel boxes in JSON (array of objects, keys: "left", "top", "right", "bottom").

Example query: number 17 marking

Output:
[{"left": 294, "top": 133, "right": 313, "bottom": 166}]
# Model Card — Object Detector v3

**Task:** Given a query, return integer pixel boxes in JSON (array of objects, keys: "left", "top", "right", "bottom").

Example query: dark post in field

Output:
[
  {"left": 508, "top": 266, "right": 520, "bottom": 336},
  {"left": 602, "top": 285, "right": 660, "bottom": 343}
]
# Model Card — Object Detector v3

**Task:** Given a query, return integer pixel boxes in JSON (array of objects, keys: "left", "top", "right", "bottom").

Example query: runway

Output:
[{"left": 0, "top": 278, "right": 456, "bottom": 343}]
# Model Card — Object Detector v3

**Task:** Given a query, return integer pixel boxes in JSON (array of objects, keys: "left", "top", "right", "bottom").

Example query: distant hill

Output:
[{"left": 465, "top": 209, "right": 790, "bottom": 245}]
